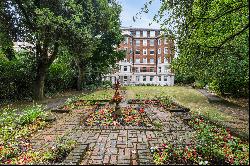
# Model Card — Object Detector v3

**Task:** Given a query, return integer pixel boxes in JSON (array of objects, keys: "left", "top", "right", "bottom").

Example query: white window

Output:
[
  {"left": 164, "top": 38, "right": 167, "bottom": 44},
  {"left": 124, "top": 37, "right": 128, "bottom": 44},
  {"left": 135, "top": 49, "right": 140, "bottom": 54},
  {"left": 143, "top": 40, "right": 147, "bottom": 46},
  {"left": 130, "top": 31, "right": 133, "bottom": 36},
  {"left": 164, "top": 75, "right": 167, "bottom": 81},
  {"left": 150, "top": 39, "right": 154, "bottom": 46},
  {"left": 136, "top": 31, "right": 140, "bottom": 37},
  {"left": 150, "top": 49, "right": 154, "bottom": 55},
  {"left": 165, "top": 66, "right": 168, "bottom": 72},
  {"left": 136, "top": 76, "right": 140, "bottom": 81},
  {"left": 164, "top": 47, "right": 168, "bottom": 54},
  {"left": 143, "top": 31, "right": 147, "bottom": 37},
  {"left": 158, "top": 67, "right": 161, "bottom": 73},
  {"left": 143, "top": 58, "right": 147, "bottom": 63},
  {"left": 158, "top": 57, "right": 161, "bottom": 64},
  {"left": 158, "top": 48, "right": 161, "bottom": 54},
  {"left": 135, "top": 58, "right": 140, "bottom": 63},
  {"left": 158, "top": 39, "right": 161, "bottom": 45},
  {"left": 150, "top": 76, "right": 154, "bottom": 81},
  {"left": 143, "top": 49, "right": 147, "bottom": 55},
  {"left": 129, "top": 48, "right": 132, "bottom": 54},
  {"left": 150, "top": 58, "right": 154, "bottom": 63},
  {"left": 135, "top": 67, "right": 139, "bottom": 73},
  {"left": 150, "top": 31, "right": 155, "bottom": 37},
  {"left": 143, "top": 76, "right": 146, "bottom": 81},
  {"left": 130, "top": 39, "right": 132, "bottom": 45},
  {"left": 158, "top": 76, "right": 162, "bottom": 81},
  {"left": 130, "top": 58, "right": 133, "bottom": 63},
  {"left": 124, "top": 66, "right": 127, "bottom": 71},
  {"left": 124, "top": 76, "right": 128, "bottom": 81},
  {"left": 136, "top": 40, "right": 140, "bottom": 46},
  {"left": 164, "top": 57, "right": 167, "bottom": 63}
]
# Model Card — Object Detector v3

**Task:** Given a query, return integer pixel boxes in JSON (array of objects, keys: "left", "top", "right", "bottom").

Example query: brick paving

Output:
[{"left": 31, "top": 94, "right": 194, "bottom": 165}]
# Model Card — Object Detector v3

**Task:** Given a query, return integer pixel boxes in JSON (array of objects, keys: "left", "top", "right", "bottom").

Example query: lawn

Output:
[{"left": 125, "top": 86, "right": 249, "bottom": 138}]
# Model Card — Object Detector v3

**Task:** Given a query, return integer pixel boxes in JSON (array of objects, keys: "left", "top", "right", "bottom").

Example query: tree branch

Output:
[{"left": 217, "top": 23, "right": 249, "bottom": 49}]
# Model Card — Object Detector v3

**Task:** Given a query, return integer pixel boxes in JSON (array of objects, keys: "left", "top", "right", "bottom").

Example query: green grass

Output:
[{"left": 124, "top": 86, "right": 248, "bottom": 137}]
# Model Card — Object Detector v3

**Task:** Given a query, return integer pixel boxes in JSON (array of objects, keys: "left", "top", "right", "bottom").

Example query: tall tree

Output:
[
  {"left": 141, "top": 0, "right": 249, "bottom": 96},
  {"left": 3, "top": 0, "right": 86, "bottom": 100},
  {"left": 65, "top": 0, "right": 124, "bottom": 90}
]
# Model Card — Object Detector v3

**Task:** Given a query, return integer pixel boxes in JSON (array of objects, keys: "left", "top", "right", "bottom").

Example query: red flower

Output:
[
  {"left": 229, "top": 158, "right": 234, "bottom": 164},
  {"left": 139, "top": 108, "right": 144, "bottom": 113}
]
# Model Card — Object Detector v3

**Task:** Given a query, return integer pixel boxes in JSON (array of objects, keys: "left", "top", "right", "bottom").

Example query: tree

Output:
[
  {"left": 65, "top": 0, "right": 124, "bottom": 90},
  {"left": 0, "top": 1, "right": 16, "bottom": 60},
  {"left": 141, "top": 0, "right": 249, "bottom": 96},
  {"left": 2, "top": 0, "right": 90, "bottom": 100}
]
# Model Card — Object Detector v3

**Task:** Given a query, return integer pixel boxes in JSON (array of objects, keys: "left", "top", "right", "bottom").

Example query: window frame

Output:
[
  {"left": 150, "top": 58, "right": 154, "bottom": 64},
  {"left": 150, "top": 49, "right": 154, "bottom": 55},
  {"left": 136, "top": 40, "right": 140, "bottom": 46},
  {"left": 150, "top": 39, "right": 154, "bottom": 46},
  {"left": 150, "top": 31, "right": 155, "bottom": 37},
  {"left": 123, "top": 66, "right": 127, "bottom": 71},
  {"left": 158, "top": 48, "right": 161, "bottom": 54},
  {"left": 150, "top": 76, "right": 154, "bottom": 81},
  {"left": 136, "top": 31, "right": 140, "bottom": 37}
]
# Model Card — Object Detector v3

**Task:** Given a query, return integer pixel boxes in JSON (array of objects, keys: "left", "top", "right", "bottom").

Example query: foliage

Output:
[
  {"left": 151, "top": 113, "right": 249, "bottom": 165},
  {"left": 42, "top": 137, "right": 76, "bottom": 164},
  {"left": 1, "top": 0, "right": 124, "bottom": 100},
  {"left": 45, "top": 61, "right": 76, "bottom": 94},
  {"left": 141, "top": 0, "right": 249, "bottom": 97},
  {"left": 0, "top": 105, "right": 48, "bottom": 164},
  {"left": 0, "top": 52, "right": 35, "bottom": 101}
]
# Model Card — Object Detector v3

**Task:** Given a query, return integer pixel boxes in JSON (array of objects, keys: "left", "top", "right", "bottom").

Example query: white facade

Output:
[
  {"left": 104, "top": 59, "right": 175, "bottom": 86},
  {"left": 13, "top": 42, "right": 34, "bottom": 52}
]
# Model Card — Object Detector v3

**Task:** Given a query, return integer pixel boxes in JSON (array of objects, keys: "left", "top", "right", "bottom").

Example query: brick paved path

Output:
[{"left": 31, "top": 96, "right": 194, "bottom": 165}]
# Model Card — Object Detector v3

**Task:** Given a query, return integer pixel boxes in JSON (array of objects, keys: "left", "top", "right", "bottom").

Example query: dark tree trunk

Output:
[
  {"left": 33, "top": 42, "right": 59, "bottom": 100},
  {"left": 33, "top": 62, "right": 48, "bottom": 100}
]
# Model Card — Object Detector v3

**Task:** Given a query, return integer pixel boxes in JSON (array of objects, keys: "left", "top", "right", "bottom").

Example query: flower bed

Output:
[
  {"left": 0, "top": 105, "right": 76, "bottom": 165},
  {"left": 151, "top": 114, "right": 249, "bottom": 165},
  {"left": 83, "top": 104, "right": 151, "bottom": 127}
]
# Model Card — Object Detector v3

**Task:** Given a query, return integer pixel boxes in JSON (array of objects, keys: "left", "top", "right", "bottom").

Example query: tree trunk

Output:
[{"left": 33, "top": 62, "right": 48, "bottom": 100}]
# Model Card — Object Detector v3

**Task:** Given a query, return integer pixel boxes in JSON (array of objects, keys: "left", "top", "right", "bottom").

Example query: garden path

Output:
[{"left": 30, "top": 90, "right": 194, "bottom": 165}]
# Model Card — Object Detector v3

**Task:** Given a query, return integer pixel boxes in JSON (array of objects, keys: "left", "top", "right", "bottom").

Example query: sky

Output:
[{"left": 117, "top": 0, "right": 162, "bottom": 28}]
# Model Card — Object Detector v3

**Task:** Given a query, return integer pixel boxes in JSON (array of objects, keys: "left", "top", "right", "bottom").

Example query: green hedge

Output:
[
  {"left": 0, "top": 54, "right": 35, "bottom": 101},
  {"left": 45, "top": 63, "right": 77, "bottom": 94}
]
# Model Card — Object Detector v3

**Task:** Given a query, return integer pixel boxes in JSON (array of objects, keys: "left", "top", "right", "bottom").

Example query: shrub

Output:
[
  {"left": 45, "top": 62, "right": 76, "bottom": 94},
  {"left": 0, "top": 52, "right": 35, "bottom": 102}
]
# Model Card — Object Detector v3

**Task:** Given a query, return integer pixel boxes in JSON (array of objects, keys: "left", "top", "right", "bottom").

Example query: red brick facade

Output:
[{"left": 118, "top": 28, "right": 175, "bottom": 73}]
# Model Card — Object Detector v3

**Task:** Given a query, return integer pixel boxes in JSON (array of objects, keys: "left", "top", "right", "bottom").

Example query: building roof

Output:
[{"left": 121, "top": 27, "right": 161, "bottom": 31}]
